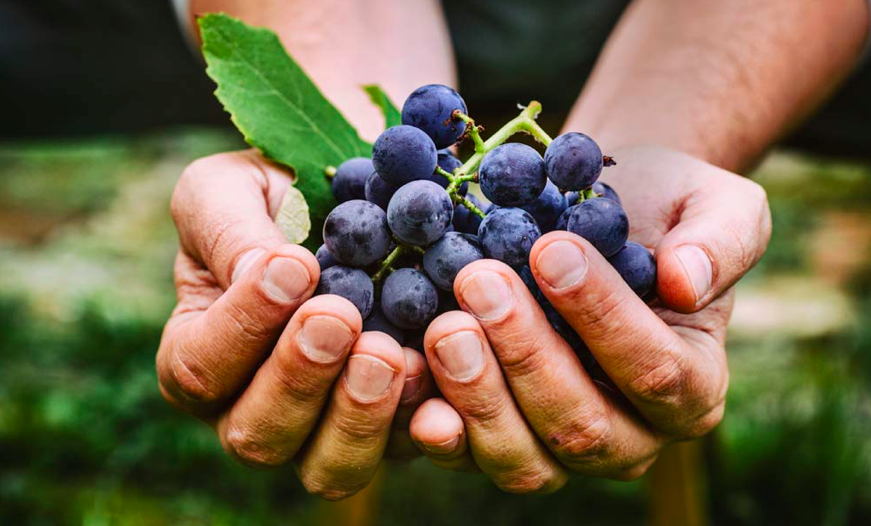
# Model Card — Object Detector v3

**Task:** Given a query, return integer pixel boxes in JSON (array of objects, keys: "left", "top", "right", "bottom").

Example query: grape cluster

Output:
[{"left": 314, "top": 83, "right": 656, "bottom": 353}]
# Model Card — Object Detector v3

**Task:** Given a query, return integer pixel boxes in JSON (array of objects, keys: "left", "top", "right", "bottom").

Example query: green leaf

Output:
[
  {"left": 363, "top": 85, "right": 402, "bottom": 128},
  {"left": 198, "top": 13, "right": 371, "bottom": 246}
]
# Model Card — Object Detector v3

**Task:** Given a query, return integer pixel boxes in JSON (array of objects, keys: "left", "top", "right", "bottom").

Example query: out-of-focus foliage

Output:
[{"left": 0, "top": 133, "right": 870, "bottom": 525}]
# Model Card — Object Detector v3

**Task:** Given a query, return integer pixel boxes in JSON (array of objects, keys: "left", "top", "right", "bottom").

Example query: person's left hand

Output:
[{"left": 407, "top": 145, "right": 771, "bottom": 491}]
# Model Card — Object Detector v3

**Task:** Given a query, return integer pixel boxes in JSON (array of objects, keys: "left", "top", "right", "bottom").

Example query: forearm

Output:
[
  {"left": 187, "top": 0, "right": 456, "bottom": 140},
  {"left": 565, "top": 0, "right": 870, "bottom": 172}
]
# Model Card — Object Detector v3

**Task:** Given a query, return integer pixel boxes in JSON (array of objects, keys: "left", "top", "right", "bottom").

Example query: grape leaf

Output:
[
  {"left": 198, "top": 13, "right": 371, "bottom": 247},
  {"left": 274, "top": 185, "right": 311, "bottom": 244},
  {"left": 363, "top": 85, "right": 402, "bottom": 128}
]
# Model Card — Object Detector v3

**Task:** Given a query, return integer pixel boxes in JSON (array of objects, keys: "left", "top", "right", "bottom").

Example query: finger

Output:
[
  {"left": 171, "top": 151, "right": 291, "bottom": 289},
  {"left": 409, "top": 398, "right": 478, "bottom": 472},
  {"left": 386, "top": 348, "right": 437, "bottom": 460},
  {"left": 424, "top": 311, "right": 569, "bottom": 494},
  {"left": 296, "top": 332, "right": 406, "bottom": 501},
  {"left": 530, "top": 232, "right": 728, "bottom": 438},
  {"left": 215, "top": 295, "right": 362, "bottom": 467},
  {"left": 655, "top": 174, "right": 771, "bottom": 313},
  {"left": 452, "top": 260, "right": 663, "bottom": 477},
  {"left": 157, "top": 244, "right": 319, "bottom": 415}
]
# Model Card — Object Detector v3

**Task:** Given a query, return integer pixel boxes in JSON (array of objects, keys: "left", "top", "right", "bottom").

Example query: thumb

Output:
[{"left": 655, "top": 179, "right": 771, "bottom": 313}]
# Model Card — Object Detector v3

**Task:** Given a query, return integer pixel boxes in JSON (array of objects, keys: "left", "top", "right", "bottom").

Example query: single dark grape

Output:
[
  {"left": 363, "top": 308, "right": 406, "bottom": 344},
  {"left": 331, "top": 157, "right": 372, "bottom": 203},
  {"left": 315, "top": 265, "right": 374, "bottom": 318},
  {"left": 565, "top": 198, "right": 628, "bottom": 257},
  {"left": 593, "top": 181, "right": 621, "bottom": 205},
  {"left": 544, "top": 132, "right": 604, "bottom": 190},
  {"left": 381, "top": 268, "right": 439, "bottom": 329},
  {"left": 554, "top": 204, "right": 575, "bottom": 231},
  {"left": 608, "top": 241, "right": 657, "bottom": 297},
  {"left": 423, "top": 232, "right": 483, "bottom": 290},
  {"left": 477, "top": 207, "right": 541, "bottom": 269},
  {"left": 323, "top": 200, "right": 392, "bottom": 267},
  {"left": 315, "top": 244, "right": 338, "bottom": 271},
  {"left": 364, "top": 171, "right": 400, "bottom": 211},
  {"left": 401, "top": 84, "right": 468, "bottom": 148},
  {"left": 426, "top": 149, "right": 468, "bottom": 195},
  {"left": 372, "top": 125, "right": 438, "bottom": 186},
  {"left": 387, "top": 180, "right": 453, "bottom": 246},
  {"left": 479, "top": 143, "right": 547, "bottom": 207},
  {"left": 521, "top": 180, "right": 567, "bottom": 233},
  {"left": 452, "top": 194, "right": 487, "bottom": 234}
]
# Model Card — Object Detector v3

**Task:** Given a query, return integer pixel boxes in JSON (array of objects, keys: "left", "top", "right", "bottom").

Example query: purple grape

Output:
[
  {"left": 565, "top": 198, "right": 628, "bottom": 257},
  {"left": 331, "top": 157, "right": 372, "bottom": 203},
  {"left": 401, "top": 84, "right": 467, "bottom": 148},
  {"left": 479, "top": 143, "right": 547, "bottom": 207},
  {"left": 372, "top": 125, "right": 438, "bottom": 186},
  {"left": 544, "top": 132, "right": 603, "bottom": 190}
]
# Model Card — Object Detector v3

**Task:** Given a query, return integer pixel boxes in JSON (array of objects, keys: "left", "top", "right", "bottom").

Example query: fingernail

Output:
[
  {"left": 674, "top": 245, "right": 712, "bottom": 304},
  {"left": 535, "top": 240, "right": 588, "bottom": 289},
  {"left": 435, "top": 331, "right": 484, "bottom": 382},
  {"left": 231, "top": 248, "right": 265, "bottom": 284},
  {"left": 345, "top": 355, "right": 396, "bottom": 401},
  {"left": 297, "top": 315, "right": 354, "bottom": 363},
  {"left": 424, "top": 435, "right": 460, "bottom": 454},
  {"left": 262, "top": 256, "right": 311, "bottom": 302},
  {"left": 459, "top": 271, "right": 512, "bottom": 320},
  {"left": 400, "top": 375, "right": 422, "bottom": 403}
]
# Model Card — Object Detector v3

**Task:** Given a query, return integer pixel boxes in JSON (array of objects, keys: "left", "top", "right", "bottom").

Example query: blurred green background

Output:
[{"left": 1, "top": 130, "right": 870, "bottom": 526}]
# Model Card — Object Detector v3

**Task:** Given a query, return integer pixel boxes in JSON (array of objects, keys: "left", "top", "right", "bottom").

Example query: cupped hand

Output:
[
  {"left": 156, "top": 150, "right": 434, "bottom": 499},
  {"left": 409, "top": 145, "right": 771, "bottom": 491}
]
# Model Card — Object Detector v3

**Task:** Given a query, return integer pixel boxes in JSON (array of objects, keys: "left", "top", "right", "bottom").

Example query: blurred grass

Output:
[{"left": 1, "top": 131, "right": 870, "bottom": 525}]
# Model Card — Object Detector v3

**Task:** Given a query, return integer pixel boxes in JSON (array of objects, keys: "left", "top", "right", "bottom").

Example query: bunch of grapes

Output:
[{"left": 314, "top": 84, "right": 656, "bottom": 356}]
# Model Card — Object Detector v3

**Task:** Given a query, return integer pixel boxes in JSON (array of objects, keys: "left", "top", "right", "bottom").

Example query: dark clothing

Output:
[{"left": 1, "top": 0, "right": 869, "bottom": 158}]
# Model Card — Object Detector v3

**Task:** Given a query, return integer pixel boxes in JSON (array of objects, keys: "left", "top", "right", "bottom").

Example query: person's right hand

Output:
[{"left": 156, "top": 150, "right": 434, "bottom": 500}]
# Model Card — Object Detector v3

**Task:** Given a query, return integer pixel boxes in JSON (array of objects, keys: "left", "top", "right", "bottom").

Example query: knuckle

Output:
[
  {"left": 224, "top": 424, "right": 286, "bottom": 468},
  {"left": 627, "top": 349, "right": 689, "bottom": 407},
  {"left": 556, "top": 410, "right": 614, "bottom": 465},
  {"left": 300, "top": 473, "right": 359, "bottom": 501},
  {"left": 497, "top": 469, "right": 562, "bottom": 494},
  {"left": 680, "top": 401, "right": 726, "bottom": 439},
  {"left": 224, "top": 299, "right": 272, "bottom": 345},
  {"left": 168, "top": 352, "right": 222, "bottom": 405}
]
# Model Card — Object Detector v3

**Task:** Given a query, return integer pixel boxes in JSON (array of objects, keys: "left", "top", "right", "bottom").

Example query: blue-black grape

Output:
[
  {"left": 608, "top": 241, "right": 657, "bottom": 298},
  {"left": 331, "top": 157, "right": 372, "bottom": 203},
  {"left": 452, "top": 194, "right": 488, "bottom": 234},
  {"left": 315, "top": 244, "right": 338, "bottom": 271},
  {"left": 423, "top": 232, "right": 483, "bottom": 290},
  {"left": 364, "top": 171, "right": 400, "bottom": 210},
  {"left": 372, "top": 125, "right": 438, "bottom": 186},
  {"left": 593, "top": 181, "right": 621, "bottom": 205},
  {"left": 401, "top": 84, "right": 467, "bottom": 148},
  {"left": 363, "top": 308, "right": 405, "bottom": 344},
  {"left": 554, "top": 204, "right": 575, "bottom": 231},
  {"left": 323, "top": 200, "right": 392, "bottom": 267},
  {"left": 477, "top": 207, "right": 541, "bottom": 269},
  {"left": 479, "top": 143, "right": 547, "bottom": 207},
  {"left": 544, "top": 132, "right": 603, "bottom": 190},
  {"left": 315, "top": 265, "right": 374, "bottom": 318},
  {"left": 521, "top": 180, "right": 567, "bottom": 232},
  {"left": 565, "top": 198, "right": 628, "bottom": 257},
  {"left": 427, "top": 149, "right": 468, "bottom": 196},
  {"left": 381, "top": 268, "right": 439, "bottom": 329},
  {"left": 387, "top": 180, "right": 453, "bottom": 246}
]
